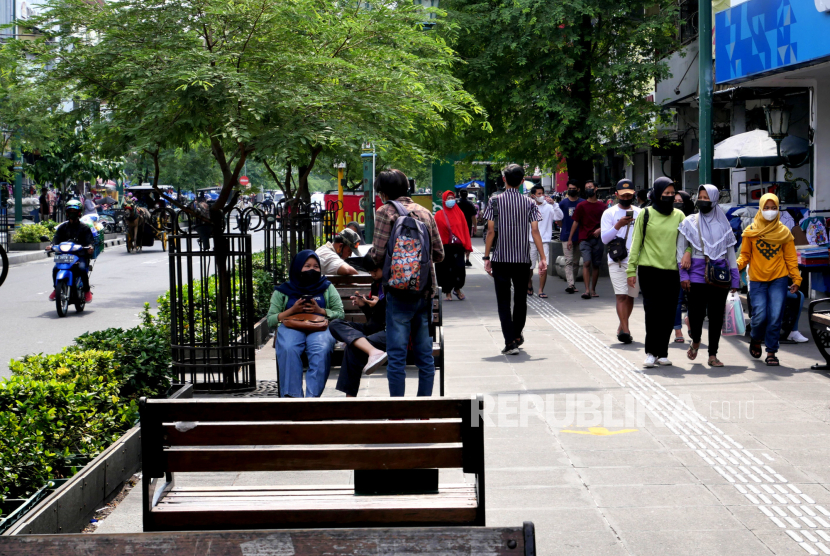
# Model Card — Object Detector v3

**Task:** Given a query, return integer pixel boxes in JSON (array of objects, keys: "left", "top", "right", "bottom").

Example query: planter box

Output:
[
  {"left": 3, "top": 384, "right": 193, "bottom": 536},
  {"left": 9, "top": 242, "right": 50, "bottom": 251}
]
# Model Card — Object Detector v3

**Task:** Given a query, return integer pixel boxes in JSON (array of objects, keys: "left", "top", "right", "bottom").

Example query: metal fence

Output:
[
  {"left": 167, "top": 232, "right": 257, "bottom": 393},
  {"left": 0, "top": 204, "right": 9, "bottom": 252}
]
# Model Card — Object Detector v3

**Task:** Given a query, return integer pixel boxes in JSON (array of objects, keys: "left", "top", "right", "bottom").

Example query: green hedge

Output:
[{"left": 11, "top": 223, "right": 54, "bottom": 244}]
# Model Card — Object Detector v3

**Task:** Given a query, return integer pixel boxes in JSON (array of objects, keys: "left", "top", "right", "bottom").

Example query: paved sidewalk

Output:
[
  {"left": 96, "top": 238, "right": 830, "bottom": 555},
  {"left": 7, "top": 234, "right": 127, "bottom": 266}
]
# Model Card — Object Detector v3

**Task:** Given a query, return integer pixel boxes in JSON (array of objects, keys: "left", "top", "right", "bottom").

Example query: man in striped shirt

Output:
[{"left": 482, "top": 164, "right": 548, "bottom": 355}]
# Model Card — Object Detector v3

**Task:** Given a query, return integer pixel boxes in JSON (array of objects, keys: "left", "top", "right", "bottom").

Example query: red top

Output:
[
  {"left": 572, "top": 200, "right": 606, "bottom": 242},
  {"left": 435, "top": 190, "right": 473, "bottom": 252}
]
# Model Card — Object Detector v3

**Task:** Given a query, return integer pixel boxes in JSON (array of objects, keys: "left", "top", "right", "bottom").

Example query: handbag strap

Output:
[
  {"left": 442, "top": 209, "right": 455, "bottom": 237},
  {"left": 696, "top": 213, "right": 710, "bottom": 262}
]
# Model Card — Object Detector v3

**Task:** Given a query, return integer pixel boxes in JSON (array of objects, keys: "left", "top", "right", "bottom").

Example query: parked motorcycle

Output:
[{"left": 49, "top": 241, "right": 94, "bottom": 317}]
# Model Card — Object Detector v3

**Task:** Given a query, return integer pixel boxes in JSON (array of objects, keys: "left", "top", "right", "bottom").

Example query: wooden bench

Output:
[
  {"left": 809, "top": 298, "right": 830, "bottom": 370},
  {"left": 140, "top": 396, "right": 485, "bottom": 532},
  {"left": 0, "top": 524, "right": 537, "bottom": 555}
]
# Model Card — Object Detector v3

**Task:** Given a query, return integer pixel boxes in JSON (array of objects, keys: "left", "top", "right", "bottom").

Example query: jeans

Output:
[
  {"left": 386, "top": 294, "right": 434, "bottom": 397},
  {"left": 491, "top": 262, "right": 531, "bottom": 346},
  {"left": 674, "top": 287, "right": 685, "bottom": 330},
  {"left": 638, "top": 266, "right": 680, "bottom": 359},
  {"left": 687, "top": 282, "right": 730, "bottom": 356},
  {"left": 275, "top": 326, "right": 335, "bottom": 397},
  {"left": 749, "top": 277, "right": 789, "bottom": 353},
  {"left": 788, "top": 290, "right": 805, "bottom": 332},
  {"left": 329, "top": 319, "right": 387, "bottom": 397}
]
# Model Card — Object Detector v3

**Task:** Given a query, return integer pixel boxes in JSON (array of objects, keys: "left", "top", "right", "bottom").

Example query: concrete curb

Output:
[{"left": 7, "top": 236, "right": 127, "bottom": 266}]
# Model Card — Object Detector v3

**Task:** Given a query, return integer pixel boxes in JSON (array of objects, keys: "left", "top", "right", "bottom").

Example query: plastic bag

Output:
[{"left": 722, "top": 292, "right": 746, "bottom": 337}]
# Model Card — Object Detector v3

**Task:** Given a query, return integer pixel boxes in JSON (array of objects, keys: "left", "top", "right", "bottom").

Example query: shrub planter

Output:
[
  {"left": 2, "top": 384, "right": 193, "bottom": 536},
  {"left": 9, "top": 242, "right": 50, "bottom": 251}
]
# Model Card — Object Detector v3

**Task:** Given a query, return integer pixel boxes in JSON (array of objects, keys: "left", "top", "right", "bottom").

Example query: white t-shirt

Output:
[
  {"left": 528, "top": 201, "right": 557, "bottom": 243},
  {"left": 316, "top": 242, "right": 345, "bottom": 275},
  {"left": 600, "top": 205, "right": 641, "bottom": 264}
]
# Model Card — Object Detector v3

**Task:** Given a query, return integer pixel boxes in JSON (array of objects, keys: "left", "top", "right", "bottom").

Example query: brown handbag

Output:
[{"left": 281, "top": 312, "right": 329, "bottom": 333}]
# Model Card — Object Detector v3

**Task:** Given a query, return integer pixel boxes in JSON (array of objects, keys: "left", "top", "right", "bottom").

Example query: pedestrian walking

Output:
[
  {"left": 83, "top": 191, "right": 98, "bottom": 217},
  {"left": 559, "top": 180, "right": 583, "bottom": 294},
  {"left": 626, "top": 177, "right": 686, "bottom": 368},
  {"left": 369, "top": 169, "right": 444, "bottom": 396},
  {"left": 482, "top": 164, "right": 547, "bottom": 355},
  {"left": 435, "top": 190, "right": 472, "bottom": 301},
  {"left": 600, "top": 179, "right": 640, "bottom": 344},
  {"left": 457, "top": 188, "right": 478, "bottom": 266},
  {"left": 737, "top": 193, "right": 801, "bottom": 366},
  {"left": 678, "top": 184, "right": 740, "bottom": 367},
  {"left": 39, "top": 187, "right": 51, "bottom": 223},
  {"left": 672, "top": 190, "right": 696, "bottom": 343},
  {"left": 527, "top": 184, "right": 559, "bottom": 298},
  {"left": 569, "top": 180, "right": 606, "bottom": 299}
]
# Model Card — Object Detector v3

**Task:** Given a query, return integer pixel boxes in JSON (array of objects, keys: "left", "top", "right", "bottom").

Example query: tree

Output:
[{"left": 441, "top": 0, "right": 678, "bottom": 183}]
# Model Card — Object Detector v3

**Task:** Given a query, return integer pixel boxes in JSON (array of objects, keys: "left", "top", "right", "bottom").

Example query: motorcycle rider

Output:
[{"left": 48, "top": 199, "right": 95, "bottom": 303}]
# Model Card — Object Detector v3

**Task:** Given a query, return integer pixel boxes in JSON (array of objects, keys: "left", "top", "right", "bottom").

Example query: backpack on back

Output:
[{"left": 383, "top": 201, "right": 432, "bottom": 299}]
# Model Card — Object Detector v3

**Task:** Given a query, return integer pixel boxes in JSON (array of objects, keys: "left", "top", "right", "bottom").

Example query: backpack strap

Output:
[
  {"left": 640, "top": 207, "right": 649, "bottom": 250},
  {"left": 390, "top": 200, "right": 409, "bottom": 217}
]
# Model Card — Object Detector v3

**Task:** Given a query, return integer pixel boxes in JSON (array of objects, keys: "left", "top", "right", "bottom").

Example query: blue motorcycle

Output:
[{"left": 50, "top": 241, "right": 94, "bottom": 317}]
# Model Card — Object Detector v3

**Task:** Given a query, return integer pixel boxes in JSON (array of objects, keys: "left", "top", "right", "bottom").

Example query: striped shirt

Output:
[{"left": 482, "top": 189, "right": 542, "bottom": 263}]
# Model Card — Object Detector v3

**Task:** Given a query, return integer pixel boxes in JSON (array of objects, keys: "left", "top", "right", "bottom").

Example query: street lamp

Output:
[{"left": 764, "top": 100, "right": 792, "bottom": 158}]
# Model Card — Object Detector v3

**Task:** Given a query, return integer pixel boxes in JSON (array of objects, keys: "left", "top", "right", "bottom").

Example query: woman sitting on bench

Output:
[
  {"left": 267, "top": 250, "right": 344, "bottom": 397},
  {"left": 329, "top": 254, "right": 388, "bottom": 397}
]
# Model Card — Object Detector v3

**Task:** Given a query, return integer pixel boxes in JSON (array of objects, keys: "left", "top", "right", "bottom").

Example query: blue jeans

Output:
[
  {"left": 788, "top": 290, "right": 805, "bottom": 332},
  {"left": 749, "top": 277, "right": 789, "bottom": 353},
  {"left": 385, "top": 294, "right": 434, "bottom": 397},
  {"left": 674, "top": 287, "right": 685, "bottom": 330},
  {"left": 276, "top": 326, "right": 335, "bottom": 397}
]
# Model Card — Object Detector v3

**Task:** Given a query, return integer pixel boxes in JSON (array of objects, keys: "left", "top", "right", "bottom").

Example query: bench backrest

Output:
[{"left": 141, "top": 397, "right": 482, "bottom": 477}]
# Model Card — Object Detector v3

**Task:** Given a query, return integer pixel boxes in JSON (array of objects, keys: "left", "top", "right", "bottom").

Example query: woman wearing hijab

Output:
[
  {"left": 671, "top": 191, "right": 696, "bottom": 343},
  {"left": 677, "top": 185, "right": 740, "bottom": 367},
  {"left": 266, "top": 250, "right": 344, "bottom": 397},
  {"left": 737, "top": 193, "right": 801, "bottom": 366},
  {"left": 627, "top": 177, "right": 686, "bottom": 368},
  {"left": 435, "top": 190, "right": 473, "bottom": 301}
]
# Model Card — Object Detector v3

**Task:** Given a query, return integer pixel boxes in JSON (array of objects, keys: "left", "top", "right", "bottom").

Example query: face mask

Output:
[
  {"left": 446, "top": 199, "right": 456, "bottom": 208},
  {"left": 653, "top": 196, "right": 675, "bottom": 215},
  {"left": 299, "top": 269, "right": 321, "bottom": 287},
  {"left": 617, "top": 198, "right": 632, "bottom": 208},
  {"left": 673, "top": 202, "right": 684, "bottom": 211},
  {"left": 568, "top": 189, "right": 579, "bottom": 197},
  {"left": 534, "top": 196, "right": 545, "bottom": 204},
  {"left": 585, "top": 188, "right": 596, "bottom": 197},
  {"left": 696, "top": 200, "right": 713, "bottom": 214},
  {"left": 762, "top": 210, "right": 778, "bottom": 221}
]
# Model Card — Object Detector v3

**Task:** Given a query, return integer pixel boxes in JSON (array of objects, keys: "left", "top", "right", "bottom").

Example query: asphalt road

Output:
[{"left": 0, "top": 232, "right": 264, "bottom": 378}]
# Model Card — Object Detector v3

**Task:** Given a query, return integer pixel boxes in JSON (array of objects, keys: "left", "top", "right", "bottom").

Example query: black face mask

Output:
[
  {"left": 567, "top": 189, "right": 579, "bottom": 198},
  {"left": 696, "top": 200, "right": 713, "bottom": 214},
  {"left": 653, "top": 196, "right": 675, "bottom": 215},
  {"left": 299, "top": 269, "right": 321, "bottom": 287},
  {"left": 617, "top": 198, "right": 633, "bottom": 208},
  {"left": 585, "top": 188, "right": 596, "bottom": 197},
  {"left": 673, "top": 202, "right": 684, "bottom": 211}
]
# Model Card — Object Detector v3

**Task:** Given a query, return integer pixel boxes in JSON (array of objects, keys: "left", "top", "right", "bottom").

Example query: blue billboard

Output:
[{"left": 716, "top": 0, "right": 830, "bottom": 83}]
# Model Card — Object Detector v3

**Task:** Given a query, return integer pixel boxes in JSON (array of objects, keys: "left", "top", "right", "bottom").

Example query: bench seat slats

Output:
[
  {"left": 165, "top": 445, "right": 465, "bottom": 472},
  {"left": 812, "top": 312, "right": 830, "bottom": 327},
  {"left": 144, "top": 398, "right": 469, "bottom": 422},
  {"left": 163, "top": 420, "right": 462, "bottom": 446}
]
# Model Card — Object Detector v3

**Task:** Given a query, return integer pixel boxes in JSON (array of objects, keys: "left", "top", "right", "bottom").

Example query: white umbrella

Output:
[{"left": 684, "top": 129, "right": 809, "bottom": 171}]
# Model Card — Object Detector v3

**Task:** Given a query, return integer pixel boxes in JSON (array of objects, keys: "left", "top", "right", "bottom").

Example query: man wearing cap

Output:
[
  {"left": 600, "top": 179, "right": 640, "bottom": 344},
  {"left": 316, "top": 228, "right": 361, "bottom": 276}
]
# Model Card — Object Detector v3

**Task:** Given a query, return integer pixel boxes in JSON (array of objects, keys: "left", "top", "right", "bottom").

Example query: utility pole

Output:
[
  {"left": 335, "top": 162, "right": 346, "bottom": 229},
  {"left": 13, "top": 138, "right": 22, "bottom": 227},
  {"left": 699, "top": 0, "right": 714, "bottom": 186},
  {"left": 361, "top": 143, "right": 375, "bottom": 242}
]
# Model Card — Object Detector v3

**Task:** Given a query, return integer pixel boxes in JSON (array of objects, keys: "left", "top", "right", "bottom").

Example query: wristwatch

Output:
[{"left": 482, "top": 256, "right": 490, "bottom": 260}]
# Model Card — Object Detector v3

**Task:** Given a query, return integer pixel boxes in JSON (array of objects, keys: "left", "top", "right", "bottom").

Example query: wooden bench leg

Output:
[
  {"left": 439, "top": 326, "right": 445, "bottom": 397},
  {"left": 809, "top": 299, "right": 830, "bottom": 370}
]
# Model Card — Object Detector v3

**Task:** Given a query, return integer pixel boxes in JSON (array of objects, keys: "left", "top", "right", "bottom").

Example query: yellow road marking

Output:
[{"left": 560, "top": 427, "right": 639, "bottom": 436}]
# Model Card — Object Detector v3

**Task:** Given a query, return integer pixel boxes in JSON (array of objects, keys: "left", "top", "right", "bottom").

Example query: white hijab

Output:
[{"left": 678, "top": 184, "right": 736, "bottom": 260}]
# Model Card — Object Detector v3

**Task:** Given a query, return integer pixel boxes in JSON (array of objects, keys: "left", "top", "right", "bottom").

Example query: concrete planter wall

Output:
[
  {"left": 9, "top": 242, "right": 50, "bottom": 251},
  {"left": 3, "top": 384, "right": 193, "bottom": 536}
]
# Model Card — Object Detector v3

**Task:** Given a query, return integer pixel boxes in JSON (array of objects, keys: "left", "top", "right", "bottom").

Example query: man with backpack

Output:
[{"left": 369, "top": 169, "right": 444, "bottom": 397}]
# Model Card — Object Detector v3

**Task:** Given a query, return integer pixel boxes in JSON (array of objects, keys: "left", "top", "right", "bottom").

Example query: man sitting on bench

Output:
[{"left": 329, "top": 254, "right": 388, "bottom": 396}]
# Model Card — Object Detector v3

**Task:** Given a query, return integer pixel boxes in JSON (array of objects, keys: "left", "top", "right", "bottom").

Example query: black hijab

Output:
[
  {"left": 651, "top": 177, "right": 676, "bottom": 216},
  {"left": 275, "top": 250, "right": 331, "bottom": 298},
  {"left": 676, "top": 190, "right": 694, "bottom": 216}
]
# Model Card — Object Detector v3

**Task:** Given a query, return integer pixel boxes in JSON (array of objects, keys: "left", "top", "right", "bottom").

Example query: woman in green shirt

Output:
[
  {"left": 627, "top": 177, "right": 686, "bottom": 368},
  {"left": 267, "top": 250, "right": 345, "bottom": 397}
]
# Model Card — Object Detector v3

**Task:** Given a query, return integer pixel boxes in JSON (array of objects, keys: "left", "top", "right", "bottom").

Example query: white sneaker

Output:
[
  {"left": 363, "top": 351, "right": 388, "bottom": 375},
  {"left": 644, "top": 354, "right": 657, "bottom": 368},
  {"left": 656, "top": 357, "right": 672, "bottom": 366},
  {"left": 788, "top": 330, "right": 809, "bottom": 343}
]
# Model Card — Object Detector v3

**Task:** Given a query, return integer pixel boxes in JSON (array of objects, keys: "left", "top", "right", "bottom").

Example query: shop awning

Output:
[
  {"left": 455, "top": 180, "right": 484, "bottom": 189},
  {"left": 684, "top": 129, "right": 810, "bottom": 172}
]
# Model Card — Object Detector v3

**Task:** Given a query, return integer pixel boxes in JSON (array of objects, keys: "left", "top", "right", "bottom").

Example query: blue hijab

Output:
[{"left": 275, "top": 250, "right": 331, "bottom": 298}]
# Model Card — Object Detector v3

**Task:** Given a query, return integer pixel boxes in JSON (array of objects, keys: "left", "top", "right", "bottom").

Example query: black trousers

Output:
[
  {"left": 687, "top": 282, "right": 730, "bottom": 357},
  {"left": 638, "top": 266, "right": 680, "bottom": 359},
  {"left": 436, "top": 244, "right": 467, "bottom": 295},
  {"left": 492, "top": 262, "right": 531, "bottom": 345},
  {"left": 329, "top": 319, "right": 386, "bottom": 397}
]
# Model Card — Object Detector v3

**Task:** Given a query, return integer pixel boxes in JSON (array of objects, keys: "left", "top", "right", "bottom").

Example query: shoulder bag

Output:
[
  {"left": 697, "top": 214, "right": 731, "bottom": 289},
  {"left": 607, "top": 210, "right": 632, "bottom": 263},
  {"left": 281, "top": 312, "right": 329, "bottom": 333}
]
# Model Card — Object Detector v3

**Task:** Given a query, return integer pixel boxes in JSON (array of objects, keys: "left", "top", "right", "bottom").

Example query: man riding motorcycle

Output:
[{"left": 48, "top": 200, "right": 95, "bottom": 303}]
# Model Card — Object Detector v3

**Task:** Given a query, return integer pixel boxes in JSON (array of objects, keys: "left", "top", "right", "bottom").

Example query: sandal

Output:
[
  {"left": 687, "top": 343, "right": 699, "bottom": 360},
  {"left": 527, "top": 287, "right": 534, "bottom": 296},
  {"left": 538, "top": 292, "right": 548, "bottom": 298},
  {"left": 565, "top": 286, "right": 577, "bottom": 294},
  {"left": 674, "top": 335, "right": 685, "bottom": 343},
  {"left": 581, "top": 293, "right": 591, "bottom": 300},
  {"left": 765, "top": 353, "right": 780, "bottom": 366},
  {"left": 453, "top": 290, "right": 466, "bottom": 301},
  {"left": 749, "top": 340, "right": 762, "bottom": 359},
  {"left": 708, "top": 356, "right": 724, "bottom": 367}
]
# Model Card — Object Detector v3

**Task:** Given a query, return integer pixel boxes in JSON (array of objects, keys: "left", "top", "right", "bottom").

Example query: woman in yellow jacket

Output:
[{"left": 737, "top": 193, "right": 801, "bottom": 366}]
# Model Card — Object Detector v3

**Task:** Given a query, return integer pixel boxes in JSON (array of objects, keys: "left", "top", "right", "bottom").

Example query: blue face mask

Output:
[{"left": 446, "top": 199, "right": 456, "bottom": 208}]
